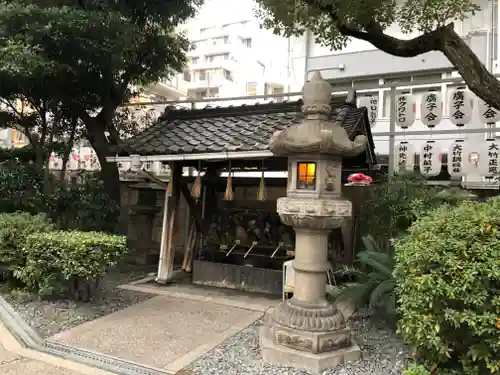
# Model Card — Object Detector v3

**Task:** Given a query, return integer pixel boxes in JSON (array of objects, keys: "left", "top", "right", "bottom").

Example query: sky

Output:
[{"left": 187, "top": 0, "right": 256, "bottom": 28}]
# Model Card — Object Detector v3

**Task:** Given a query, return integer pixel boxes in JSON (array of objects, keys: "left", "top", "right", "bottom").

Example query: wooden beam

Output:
[
  {"left": 180, "top": 184, "right": 207, "bottom": 236},
  {"left": 156, "top": 163, "right": 181, "bottom": 283}
]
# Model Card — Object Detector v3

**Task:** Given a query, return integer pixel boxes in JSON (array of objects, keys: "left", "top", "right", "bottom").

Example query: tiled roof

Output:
[{"left": 118, "top": 97, "right": 377, "bottom": 164}]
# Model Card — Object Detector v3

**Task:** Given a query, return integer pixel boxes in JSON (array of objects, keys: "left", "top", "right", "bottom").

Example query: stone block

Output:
[
  {"left": 260, "top": 325, "right": 361, "bottom": 374},
  {"left": 271, "top": 323, "right": 353, "bottom": 354}
]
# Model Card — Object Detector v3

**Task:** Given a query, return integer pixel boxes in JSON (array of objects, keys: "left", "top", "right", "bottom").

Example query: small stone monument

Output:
[{"left": 259, "top": 71, "right": 367, "bottom": 373}]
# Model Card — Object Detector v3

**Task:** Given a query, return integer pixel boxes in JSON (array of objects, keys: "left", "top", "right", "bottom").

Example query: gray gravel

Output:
[
  {"left": 0, "top": 268, "right": 154, "bottom": 337},
  {"left": 186, "top": 315, "right": 410, "bottom": 375}
]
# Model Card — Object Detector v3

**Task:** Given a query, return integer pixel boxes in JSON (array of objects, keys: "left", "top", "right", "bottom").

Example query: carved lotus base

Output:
[{"left": 272, "top": 298, "right": 346, "bottom": 332}]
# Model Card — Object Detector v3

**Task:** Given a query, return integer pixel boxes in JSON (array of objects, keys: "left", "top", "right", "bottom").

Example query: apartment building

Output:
[{"left": 181, "top": 0, "right": 288, "bottom": 105}]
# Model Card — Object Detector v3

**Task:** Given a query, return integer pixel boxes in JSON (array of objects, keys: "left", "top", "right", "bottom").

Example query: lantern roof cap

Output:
[{"left": 268, "top": 71, "right": 368, "bottom": 157}]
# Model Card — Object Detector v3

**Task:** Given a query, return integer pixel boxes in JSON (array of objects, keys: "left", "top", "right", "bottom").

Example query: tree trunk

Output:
[
  {"left": 60, "top": 117, "right": 78, "bottom": 181},
  {"left": 84, "top": 116, "right": 121, "bottom": 232},
  {"left": 340, "top": 23, "right": 500, "bottom": 110}
]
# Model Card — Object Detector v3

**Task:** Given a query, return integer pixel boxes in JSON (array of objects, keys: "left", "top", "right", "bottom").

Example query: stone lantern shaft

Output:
[{"left": 259, "top": 71, "right": 367, "bottom": 373}]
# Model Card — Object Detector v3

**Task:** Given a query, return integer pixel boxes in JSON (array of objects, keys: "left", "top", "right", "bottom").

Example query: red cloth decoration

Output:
[{"left": 347, "top": 173, "right": 374, "bottom": 184}]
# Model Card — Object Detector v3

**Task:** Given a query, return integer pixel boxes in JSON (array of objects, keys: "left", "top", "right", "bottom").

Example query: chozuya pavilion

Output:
[{"left": 106, "top": 72, "right": 376, "bottom": 373}]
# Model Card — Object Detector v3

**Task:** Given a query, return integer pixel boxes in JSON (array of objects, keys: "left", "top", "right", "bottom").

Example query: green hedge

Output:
[
  {"left": 0, "top": 212, "right": 54, "bottom": 280},
  {"left": 394, "top": 198, "right": 500, "bottom": 375},
  {"left": 13, "top": 230, "right": 127, "bottom": 301}
]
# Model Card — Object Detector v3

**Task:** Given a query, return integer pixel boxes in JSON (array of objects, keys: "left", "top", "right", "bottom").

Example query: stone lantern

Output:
[{"left": 259, "top": 71, "right": 367, "bottom": 373}]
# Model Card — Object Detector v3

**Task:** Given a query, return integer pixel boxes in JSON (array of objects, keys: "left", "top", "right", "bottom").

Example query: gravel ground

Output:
[
  {"left": 0, "top": 267, "right": 154, "bottom": 337},
  {"left": 186, "top": 315, "right": 410, "bottom": 375}
]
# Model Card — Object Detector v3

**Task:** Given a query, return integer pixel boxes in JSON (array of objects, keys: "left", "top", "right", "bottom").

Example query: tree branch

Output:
[{"left": 303, "top": 0, "right": 500, "bottom": 110}]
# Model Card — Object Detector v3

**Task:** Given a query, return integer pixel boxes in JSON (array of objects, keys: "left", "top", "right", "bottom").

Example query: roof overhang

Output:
[{"left": 106, "top": 150, "right": 273, "bottom": 163}]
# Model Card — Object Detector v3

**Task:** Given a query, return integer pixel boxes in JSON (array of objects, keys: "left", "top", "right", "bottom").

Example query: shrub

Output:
[
  {"left": 394, "top": 198, "right": 500, "bottom": 375},
  {"left": 403, "top": 365, "right": 431, "bottom": 375},
  {"left": 14, "top": 230, "right": 128, "bottom": 300},
  {"left": 333, "top": 235, "right": 397, "bottom": 325},
  {"left": 0, "top": 160, "right": 119, "bottom": 233},
  {"left": 358, "top": 173, "right": 443, "bottom": 242},
  {"left": 45, "top": 179, "right": 120, "bottom": 232},
  {"left": 0, "top": 212, "right": 54, "bottom": 280},
  {"left": 0, "top": 161, "right": 45, "bottom": 214}
]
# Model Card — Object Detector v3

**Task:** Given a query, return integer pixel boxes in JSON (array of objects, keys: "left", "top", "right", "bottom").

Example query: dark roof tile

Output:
[{"left": 118, "top": 97, "right": 377, "bottom": 165}]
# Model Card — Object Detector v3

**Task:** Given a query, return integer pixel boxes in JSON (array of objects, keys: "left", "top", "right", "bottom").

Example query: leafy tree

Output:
[
  {"left": 0, "top": 66, "right": 71, "bottom": 168},
  {"left": 255, "top": 0, "right": 500, "bottom": 109},
  {"left": 0, "top": 0, "right": 201, "bottom": 208}
]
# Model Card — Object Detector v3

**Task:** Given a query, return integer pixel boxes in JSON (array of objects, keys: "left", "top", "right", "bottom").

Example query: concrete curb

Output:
[{"left": 0, "top": 295, "right": 174, "bottom": 375}]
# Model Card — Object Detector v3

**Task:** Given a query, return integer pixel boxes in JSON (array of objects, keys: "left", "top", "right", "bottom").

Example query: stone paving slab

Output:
[
  {"left": 1, "top": 356, "right": 84, "bottom": 375},
  {"left": 0, "top": 323, "right": 114, "bottom": 375},
  {"left": 50, "top": 295, "right": 264, "bottom": 373},
  {"left": 0, "top": 342, "right": 22, "bottom": 365},
  {"left": 118, "top": 282, "right": 279, "bottom": 313}
]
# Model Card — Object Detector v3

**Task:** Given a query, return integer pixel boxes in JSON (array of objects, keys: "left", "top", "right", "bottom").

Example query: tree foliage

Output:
[
  {"left": 255, "top": 0, "right": 500, "bottom": 110},
  {"left": 0, "top": 0, "right": 201, "bottom": 207}
]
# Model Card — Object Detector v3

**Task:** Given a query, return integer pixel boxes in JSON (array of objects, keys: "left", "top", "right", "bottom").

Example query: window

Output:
[
  {"left": 199, "top": 70, "right": 206, "bottom": 81},
  {"left": 241, "top": 38, "right": 252, "bottom": 47},
  {"left": 208, "top": 88, "right": 219, "bottom": 97},
  {"left": 187, "top": 90, "right": 208, "bottom": 100},
  {"left": 205, "top": 53, "right": 230, "bottom": 63},
  {"left": 191, "top": 57, "right": 199, "bottom": 65},
  {"left": 183, "top": 70, "right": 191, "bottom": 82},
  {"left": 223, "top": 36, "right": 229, "bottom": 44},
  {"left": 223, "top": 69, "right": 233, "bottom": 81},
  {"left": 297, "top": 162, "right": 316, "bottom": 190},
  {"left": 246, "top": 82, "right": 257, "bottom": 96}
]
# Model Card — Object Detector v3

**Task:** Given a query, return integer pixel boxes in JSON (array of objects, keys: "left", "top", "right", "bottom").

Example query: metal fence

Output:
[{"left": 123, "top": 73, "right": 500, "bottom": 179}]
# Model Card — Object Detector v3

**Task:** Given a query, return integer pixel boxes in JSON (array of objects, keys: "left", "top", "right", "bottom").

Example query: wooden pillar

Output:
[
  {"left": 156, "top": 163, "right": 181, "bottom": 284},
  {"left": 202, "top": 166, "right": 219, "bottom": 227}
]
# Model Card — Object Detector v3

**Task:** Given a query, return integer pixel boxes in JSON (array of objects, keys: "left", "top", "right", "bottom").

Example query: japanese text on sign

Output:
[
  {"left": 488, "top": 142, "right": 499, "bottom": 176},
  {"left": 369, "top": 97, "right": 378, "bottom": 125},
  {"left": 397, "top": 95, "right": 408, "bottom": 126},
  {"left": 422, "top": 143, "right": 434, "bottom": 174},
  {"left": 451, "top": 91, "right": 465, "bottom": 122},
  {"left": 398, "top": 143, "right": 408, "bottom": 171},
  {"left": 422, "top": 92, "right": 441, "bottom": 126},
  {"left": 451, "top": 143, "right": 463, "bottom": 174},
  {"left": 479, "top": 101, "right": 500, "bottom": 124}
]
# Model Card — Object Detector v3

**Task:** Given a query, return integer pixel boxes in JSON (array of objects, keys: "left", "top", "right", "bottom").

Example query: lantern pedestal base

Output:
[{"left": 259, "top": 324, "right": 361, "bottom": 374}]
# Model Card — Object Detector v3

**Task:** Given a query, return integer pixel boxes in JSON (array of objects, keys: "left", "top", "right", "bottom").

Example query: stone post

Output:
[{"left": 259, "top": 72, "right": 367, "bottom": 373}]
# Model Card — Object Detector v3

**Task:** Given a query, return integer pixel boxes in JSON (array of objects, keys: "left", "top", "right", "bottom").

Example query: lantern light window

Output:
[{"left": 297, "top": 162, "right": 316, "bottom": 190}]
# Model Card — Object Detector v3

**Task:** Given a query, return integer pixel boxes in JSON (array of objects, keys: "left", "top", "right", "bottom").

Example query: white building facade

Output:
[
  {"left": 180, "top": 0, "right": 288, "bottom": 106},
  {"left": 287, "top": 0, "right": 500, "bottom": 186}
]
